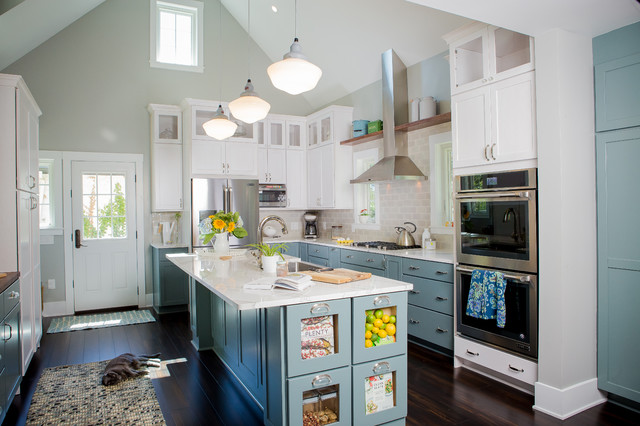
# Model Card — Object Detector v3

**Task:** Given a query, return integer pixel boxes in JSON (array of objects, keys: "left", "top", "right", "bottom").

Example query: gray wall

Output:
[
  {"left": 40, "top": 236, "right": 66, "bottom": 303},
  {"left": 2, "top": 0, "right": 312, "bottom": 305}
]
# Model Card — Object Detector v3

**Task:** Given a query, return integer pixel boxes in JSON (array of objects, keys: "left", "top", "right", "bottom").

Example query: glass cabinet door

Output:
[
  {"left": 320, "top": 115, "right": 332, "bottom": 144},
  {"left": 256, "top": 121, "right": 265, "bottom": 146},
  {"left": 308, "top": 121, "right": 319, "bottom": 147},
  {"left": 288, "top": 366, "right": 352, "bottom": 426},
  {"left": 287, "top": 121, "right": 304, "bottom": 148},
  {"left": 453, "top": 34, "right": 485, "bottom": 89},
  {"left": 492, "top": 28, "right": 532, "bottom": 75},
  {"left": 269, "top": 120, "right": 285, "bottom": 147},
  {"left": 157, "top": 114, "right": 179, "bottom": 141}
]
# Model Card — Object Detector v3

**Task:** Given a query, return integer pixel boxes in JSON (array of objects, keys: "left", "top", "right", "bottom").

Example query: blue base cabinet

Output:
[
  {"left": 152, "top": 246, "right": 189, "bottom": 314},
  {"left": 0, "top": 279, "right": 21, "bottom": 424},
  {"left": 340, "top": 250, "right": 386, "bottom": 277}
]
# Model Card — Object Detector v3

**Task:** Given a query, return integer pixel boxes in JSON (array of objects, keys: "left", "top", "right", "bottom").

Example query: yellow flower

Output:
[
  {"left": 209, "top": 215, "right": 214, "bottom": 219},
  {"left": 227, "top": 222, "right": 235, "bottom": 232},
  {"left": 213, "top": 219, "right": 226, "bottom": 230}
]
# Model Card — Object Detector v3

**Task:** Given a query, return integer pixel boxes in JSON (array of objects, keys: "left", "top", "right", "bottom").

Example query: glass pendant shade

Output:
[
  {"left": 228, "top": 79, "right": 271, "bottom": 123},
  {"left": 203, "top": 105, "right": 238, "bottom": 140},
  {"left": 267, "top": 38, "right": 322, "bottom": 95}
]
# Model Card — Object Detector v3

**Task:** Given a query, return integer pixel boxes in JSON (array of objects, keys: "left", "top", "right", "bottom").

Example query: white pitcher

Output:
[{"left": 160, "top": 221, "right": 175, "bottom": 244}]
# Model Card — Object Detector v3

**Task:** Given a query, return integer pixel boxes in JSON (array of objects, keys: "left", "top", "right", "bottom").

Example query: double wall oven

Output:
[{"left": 454, "top": 168, "right": 538, "bottom": 359}]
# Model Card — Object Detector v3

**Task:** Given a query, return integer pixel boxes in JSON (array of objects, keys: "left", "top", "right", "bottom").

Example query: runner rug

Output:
[
  {"left": 47, "top": 310, "right": 156, "bottom": 334},
  {"left": 26, "top": 361, "right": 166, "bottom": 425}
]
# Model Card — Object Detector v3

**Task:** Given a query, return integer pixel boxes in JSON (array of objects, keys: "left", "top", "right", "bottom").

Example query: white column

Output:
[{"left": 533, "top": 28, "right": 606, "bottom": 419}]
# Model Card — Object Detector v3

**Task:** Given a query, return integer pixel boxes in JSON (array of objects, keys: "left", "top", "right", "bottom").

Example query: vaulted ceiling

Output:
[{"left": 1, "top": 0, "right": 638, "bottom": 110}]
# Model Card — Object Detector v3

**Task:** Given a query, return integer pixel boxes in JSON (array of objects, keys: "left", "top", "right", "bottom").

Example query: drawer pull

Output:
[
  {"left": 409, "top": 290, "right": 420, "bottom": 295},
  {"left": 315, "top": 249, "right": 320, "bottom": 253},
  {"left": 372, "top": 361, "right": 390, "bottom": 374},
  {"left": 436, "top": 327, "right": 448, "bottom": 334},
  {"left": 508, "top": 364, "right": 524, "bottom": 373},
  {"left": 366, "top": 258, "right": 374, "bottom": 262},
  {"left": 409, "top": 319, "right": 420, "bottom": 324},
  {"left": 373, "top": 295, "right": 390, "bottom": 306},
  {"left": 435, "top": 296, "right": 448, "bottom": 301},
  {"left": 346, "top": 255, "right": 353, "bottom": 259},
  {"left": 310, "top": 303, "right": 330, "bottom": 314},
  {"left": 436, "top": 270, "right": 448, "bottom": 275},
  {"left": 466, "top": 349, "right": 479, "bottom": 357},
  {"left": 408, "top": 266, "right": 420, "bottom": 270},
  {"left": 4, "top": 323, "right": 12, "bottom": 341},
  {"left": 312, "top": 374, "right": 333, "bottom": 387},
  {"left": 8, "top": 291, "right": 19, "bottom": 300}
]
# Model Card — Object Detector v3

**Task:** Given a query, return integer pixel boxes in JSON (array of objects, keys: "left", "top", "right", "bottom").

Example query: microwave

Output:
[{"left": 259, "top": 184, "right": 287, "bottom": 207}]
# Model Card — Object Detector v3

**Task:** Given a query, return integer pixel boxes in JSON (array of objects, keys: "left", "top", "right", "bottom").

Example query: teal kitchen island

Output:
[{"left": 167, "top": 252, "right": 413, "bottom": 426}]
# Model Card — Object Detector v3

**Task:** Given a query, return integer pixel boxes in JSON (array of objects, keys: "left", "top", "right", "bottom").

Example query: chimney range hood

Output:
[{"left": 350, "top": 49, "right": 426, "bottom": 184}]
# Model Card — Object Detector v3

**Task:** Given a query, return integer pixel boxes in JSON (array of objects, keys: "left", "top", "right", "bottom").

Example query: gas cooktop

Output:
[{"left": 352, "top": 241, "right": 421, "bottom": 250}]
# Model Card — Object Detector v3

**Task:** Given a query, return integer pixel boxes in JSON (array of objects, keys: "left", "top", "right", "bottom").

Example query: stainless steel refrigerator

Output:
[{"left": 191, "top": 178, "right": 259, "bottom": 248}]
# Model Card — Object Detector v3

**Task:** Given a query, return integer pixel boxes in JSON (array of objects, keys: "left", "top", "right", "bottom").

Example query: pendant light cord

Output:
[
  {"left": 219, "top": 0, "right": 223, "bottom": 103},
  {"left": 247, "top": 0, "right": 251, "bottom": 80},
  {"left": 294, "top": 0, "right": 297, "bottom": 39}
]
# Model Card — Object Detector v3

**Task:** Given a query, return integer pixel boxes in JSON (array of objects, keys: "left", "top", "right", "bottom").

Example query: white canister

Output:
[
  {"left": 419, "top": 96, "right": 437, "bottom": 120},
  {"left": 409, "top": 98, "right": 420, "bottom": 122}
]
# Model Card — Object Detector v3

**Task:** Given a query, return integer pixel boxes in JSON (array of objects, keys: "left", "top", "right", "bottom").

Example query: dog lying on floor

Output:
[{"left": 102, "top": 353, "right": 161, "bottom": 386}]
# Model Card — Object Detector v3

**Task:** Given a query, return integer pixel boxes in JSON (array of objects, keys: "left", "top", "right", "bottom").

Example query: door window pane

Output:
[{"left": 82, "top": 172, "right": 127, "bottom": 240}]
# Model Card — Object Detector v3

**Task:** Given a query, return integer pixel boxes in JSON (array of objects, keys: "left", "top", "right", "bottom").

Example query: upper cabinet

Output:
[
  {"left": 445, "top": 23, "right": 534, "bottom": 96},
  {"left": 14, "top": 82, "right": 41, "bottom": 194},
  {"left": 186, "top": 98, "right": 257, "bottom": 144},
  {"left": 286, "top": 119, "right": 306, "bottom": 149},
  {"left": 149, "top": 104, "right": 183, "bottom": 211},
  {"left": 445, "top": 24, "right": 537, "bottom": 172},
  {"left": 307, "top": 112, "right": 333, "bottom": 148},
  {"left": 595, "top": 52, "right": 640, "bottom": 132}
]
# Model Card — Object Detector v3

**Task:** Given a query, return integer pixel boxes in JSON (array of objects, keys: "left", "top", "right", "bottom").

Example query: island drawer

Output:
[
  {"left": 307, "top": 255, "right": 329, "bottom": 267},
  {"left": 287, "top": 365, "right": 352, "bottom": 426},
  {"left": 286, "top": 299, "right": 352, "bottom": 377},
  {"left": 352, "top": 354, "right": 407, "bottom": 425},
  {"left": 406, "top": 277, "right": 453, "bottom": 315},
  {"left": 401, "top": 258, "right": 453, "bottom": 282},
  {"left": 341, "top": 250, "right": 385, "bottom": 270},
  {"left": 307, "top": 244, "right": 329, "bottom": 259},
  {"left": 352, "top": 292, "right": 408, "bottom": 364},
  {"left": 407, "top": 305, "right": 453, "bottom": 350}
]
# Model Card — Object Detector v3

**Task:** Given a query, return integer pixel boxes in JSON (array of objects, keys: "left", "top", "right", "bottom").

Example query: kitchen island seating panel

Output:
[
  {"left": 286, "top": 299, "right": 352, "bottom": 377},
  {"left": 287, "top": 365, "right": 352, "bottom": 426},
  {"left": 352, "top": 292, "right": 408, "bottom": 364},
  {"left": 352, "top": 354, "right": 408, "bottom": 425}
]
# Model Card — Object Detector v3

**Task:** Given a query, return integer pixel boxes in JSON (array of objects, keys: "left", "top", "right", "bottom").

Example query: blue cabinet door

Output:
[
  {"left": 328, "top": 247, "right": 341, "bottom": 268},
  {"left": 596, "top": 127, "right": 640, "bottom": 403},
  {"left": 595, "top": 52, "right": 640, "bottom": 132},
  {"left": 282, "top": 242, "right": 299, "bottom": 258},
  {"left": 385, "top": 256, "right": 402, "bottom": 280}
]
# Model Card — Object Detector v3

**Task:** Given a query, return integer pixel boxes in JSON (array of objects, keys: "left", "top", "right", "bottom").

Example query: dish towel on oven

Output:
[{"left": 465, "top": 269, "right": 507, "bottom": 328}]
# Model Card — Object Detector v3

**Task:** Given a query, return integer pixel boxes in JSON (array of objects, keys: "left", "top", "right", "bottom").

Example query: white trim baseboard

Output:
[
  {"left": 42, "top": 301, "right": 71, "bottom": 317},
  {"left": 534, "top": 378, "right": 606, "bottom": 419}
]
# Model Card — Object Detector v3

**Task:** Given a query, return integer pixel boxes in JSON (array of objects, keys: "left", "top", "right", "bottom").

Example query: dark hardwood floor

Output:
[{"left": 4, "top": 310, "right": 639, "bottom": 425}]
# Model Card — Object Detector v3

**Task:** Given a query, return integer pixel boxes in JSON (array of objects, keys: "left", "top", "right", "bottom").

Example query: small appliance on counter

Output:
[
  {"left": 303, "top": 212, "right": 318, "bottom": 239},
  {"left": 352, "top": 241, "right": 420, "bottom": 250}
]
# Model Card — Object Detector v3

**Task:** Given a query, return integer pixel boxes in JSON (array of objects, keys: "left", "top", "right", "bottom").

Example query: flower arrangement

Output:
[
  {"left": 199, "top": 211, "right": 248, "bottom": 244},
  {"left": 359, "top": 209, "right": 369, "bottom": 217}
]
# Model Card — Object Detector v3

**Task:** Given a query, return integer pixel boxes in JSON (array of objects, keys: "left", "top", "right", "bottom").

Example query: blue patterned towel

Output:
[{"left": 465, "top": 269, "right": 507, "bottom": 328}]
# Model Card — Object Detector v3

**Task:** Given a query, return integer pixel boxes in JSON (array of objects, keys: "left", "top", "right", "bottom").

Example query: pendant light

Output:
[
  {"left": 229, "top": 0, "right": 271, "bottom": 123},
  {"left": 203, "top": 2, "right": 237, "bottom": 140},
  {"left": 267, "top": 0, "right": 322, "bottom": 95}
]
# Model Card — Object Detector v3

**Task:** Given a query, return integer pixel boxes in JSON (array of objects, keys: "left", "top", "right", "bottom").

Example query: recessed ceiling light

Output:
[{"left": 271, "top": 5, "right": 278, "bottom": 13}]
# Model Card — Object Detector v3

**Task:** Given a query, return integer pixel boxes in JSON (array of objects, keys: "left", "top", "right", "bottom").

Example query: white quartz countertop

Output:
[
  {"left": 263, "top": 237, "right": 454, "bottom": 264},
  {"left": 150, "top": 243, "right": 189, "bottom": 249},
  {"left": 166, "top": 253, "right": 413, "bottom": 311}
]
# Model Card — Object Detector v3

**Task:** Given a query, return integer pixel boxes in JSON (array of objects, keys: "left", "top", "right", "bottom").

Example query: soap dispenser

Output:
[{"left": 421, "top": 228, "right": 430, "bottom": 247}]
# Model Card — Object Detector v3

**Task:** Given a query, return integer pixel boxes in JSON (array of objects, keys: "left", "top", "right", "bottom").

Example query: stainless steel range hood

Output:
[{"left": 350, "top": 49, "right": 426, "bottom": 184}]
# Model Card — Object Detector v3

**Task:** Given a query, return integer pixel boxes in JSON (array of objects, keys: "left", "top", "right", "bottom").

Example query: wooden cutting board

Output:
[{"left": 301, "top": 268, "right": 372, "bottom": 284}]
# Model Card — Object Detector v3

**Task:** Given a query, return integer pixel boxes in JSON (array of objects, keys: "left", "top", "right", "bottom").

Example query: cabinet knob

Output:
[
  {"left": 482, "top": 78, "right": 488, "bottom": 83},
  {"left": 409, "top": 266, "right": 420, "bottom": 271},
  {"left": 366, "top": 258, "right": 375, "bottom": 262},
  {"left": 346, "top": 255, "right": 353, "bottom": 259},
  {"left": 488, "top": 76, "right": 494, "bottom": 81},
  {"left": 8, "top": 291, "right": 19, "bottom": 300},
  {"left": 409, "top": 319, "right": 420, "bottom": 324}
]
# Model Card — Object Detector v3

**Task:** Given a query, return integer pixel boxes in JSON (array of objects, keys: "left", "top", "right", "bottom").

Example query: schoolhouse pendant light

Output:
[
  {"left": 267, "top": 0, "right": 322, "bottom": 95},
  {"left": 228, "top": 0, "right": 271, "bottom": 123},
  {"left": 203, "top": 104, "right": 238, "bottom": 140},
  {"left": 203, "top": 1, "right": 238, "bottom": 140},
  {"left": 229, "top": 79, "right": 271, "bottom": 123}
]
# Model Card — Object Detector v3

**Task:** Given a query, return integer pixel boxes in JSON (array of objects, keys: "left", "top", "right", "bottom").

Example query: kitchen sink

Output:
[{"left": 287, "top": 260, "right": 330, "bottom": 273}]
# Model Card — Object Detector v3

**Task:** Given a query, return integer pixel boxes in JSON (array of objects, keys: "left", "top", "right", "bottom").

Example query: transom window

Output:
[
  {"left": 82, "top": 173, "right": 128, "bottom": 239},
  {"left": 150, "top": 0, "right": 204, "bottom": 72}
]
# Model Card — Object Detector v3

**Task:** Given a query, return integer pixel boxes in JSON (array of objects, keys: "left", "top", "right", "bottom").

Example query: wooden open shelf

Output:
[{"left": 340, "top": 112, "right": 451, "bottom": 146}]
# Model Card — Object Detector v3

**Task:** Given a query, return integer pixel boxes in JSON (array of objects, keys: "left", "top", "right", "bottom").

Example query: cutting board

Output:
[{"left": 301, "top": 268, "right": 372, "bottom": 284}]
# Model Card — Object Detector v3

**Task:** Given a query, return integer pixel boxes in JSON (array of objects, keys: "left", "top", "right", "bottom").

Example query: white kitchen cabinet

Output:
[
  {"left": 285, "top": 149, "right": 306, "bottom": 209},
  {"left": 452, "top": 71, "right": 537, "bottom": 170},
  {"left": 191, "top": 139, "right": 257, "bottom": 177},
  {"left": 307, "top": 144, "right": 334, "bottom": 208},
  {"left": 148, "top": 104, "right": 183, "bottom": 211},
  {"left": 0, "top": 74, "right": 42, "bottom": 375},
  {"left": 286, "top": 119, "right": 305, "bottom": 149},
  {"left": 258, "top": 148, "right": 286, "bottom": 184},
  {"left": 183, "top": 98, "right": 257, "bottom": 144},
  {"left": 267, "top": 118, "right": 285, "bottom": 148},
  {"left": 445, "top": 23, "right": 534, "bottom": 96},
  {"left": 307, "top": 112, "right": 333, "bottom": 148}
]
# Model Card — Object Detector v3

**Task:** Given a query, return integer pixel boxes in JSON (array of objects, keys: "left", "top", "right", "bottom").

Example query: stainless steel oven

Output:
[
  {"left": 259, "top": 184, "right": 287, "bottom": 208},
  {"left": 456, "top": 265, "right": 537, "bottom": 359},
  {"left": 455, "top": 168, "right": 538, "bottom": 274}
]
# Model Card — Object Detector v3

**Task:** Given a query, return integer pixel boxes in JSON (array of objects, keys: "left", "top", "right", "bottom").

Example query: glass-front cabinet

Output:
[{"left": 448, "top": 23, "right": 534, "bottom": 95}]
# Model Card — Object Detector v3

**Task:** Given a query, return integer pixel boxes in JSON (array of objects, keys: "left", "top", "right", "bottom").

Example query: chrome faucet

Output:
[{"left": 258, "top": 215, "right": 288, "bottom": 245}]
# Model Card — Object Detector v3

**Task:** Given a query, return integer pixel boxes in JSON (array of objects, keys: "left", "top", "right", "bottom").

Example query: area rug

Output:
[
  {"left": 26, "top": 361, "right": 166, "bottom": 425},
  {"left": 47, "top": 310, "right": 156, "bottom": 334}
]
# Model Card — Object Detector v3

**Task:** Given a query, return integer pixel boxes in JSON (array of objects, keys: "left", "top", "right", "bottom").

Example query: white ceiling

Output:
[{"left": 1, "top": 0, "right": 639, "bottom": 110}]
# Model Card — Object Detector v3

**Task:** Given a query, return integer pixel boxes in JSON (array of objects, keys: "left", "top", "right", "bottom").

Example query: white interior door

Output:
[{"left": 71, "top": 161, "right": 138, "bottom": 311}]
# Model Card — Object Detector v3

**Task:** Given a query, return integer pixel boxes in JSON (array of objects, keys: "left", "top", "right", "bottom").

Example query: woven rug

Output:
[
  {"left": 47, "top": 310, "right": 156, "bottom": 334},
  {"left": 26, "top": 361, "right": 166, "bottom": 425}
]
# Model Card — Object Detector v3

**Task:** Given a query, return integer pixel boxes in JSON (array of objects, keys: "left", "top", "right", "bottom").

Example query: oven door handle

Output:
[
  {"left": 455, "top": 191, "right": 531, "bottom": 200},
  {"left": 456, "top": 265, "right": 532, "bottom": 283}
]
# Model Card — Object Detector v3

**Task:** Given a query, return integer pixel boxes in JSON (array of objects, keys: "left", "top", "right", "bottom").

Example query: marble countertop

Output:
[
  {"left": 263, "top": 237, "right": 454, "bottom": 264},
  {"left": 150, "top": 243, "right": 189, "bottom": 249},
  {"left": 166, "top": 253, "right": 413, "bottom": 311}
]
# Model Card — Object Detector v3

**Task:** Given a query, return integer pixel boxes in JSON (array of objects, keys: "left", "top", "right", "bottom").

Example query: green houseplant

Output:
[{"left": 248, "top": 243, "right": 288, "bottom": 272}]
